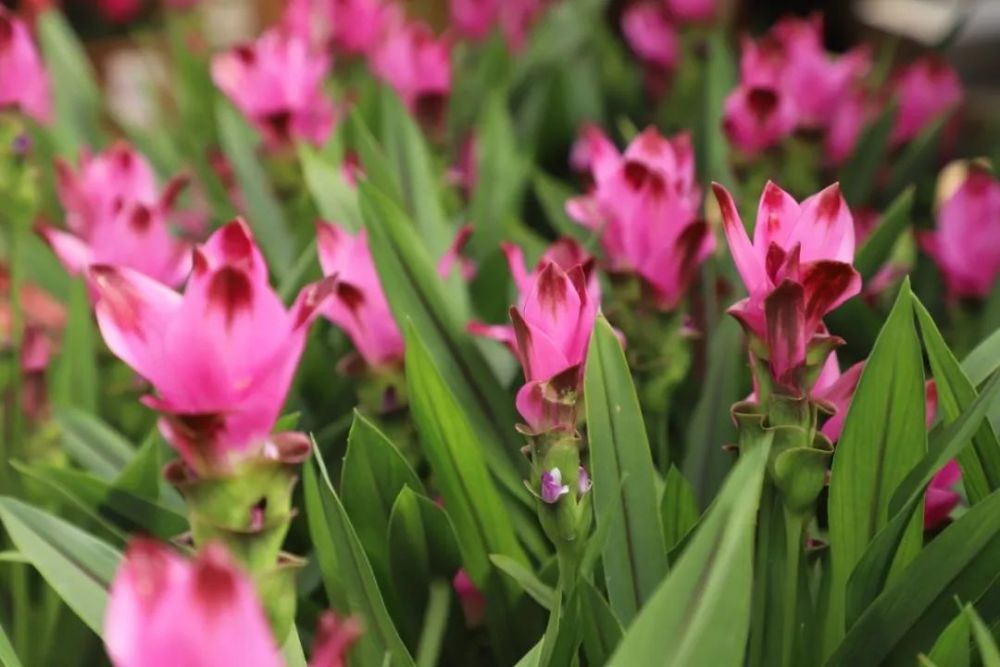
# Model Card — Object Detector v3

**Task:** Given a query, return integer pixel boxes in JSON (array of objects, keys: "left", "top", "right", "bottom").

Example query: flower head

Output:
[
  {"left": 920, "top": 165, "right": 1000, "bottom": 299},
  {"left": 370, "top": 20, "right": 451, "bottom": 123},
  {"left": 891, "top": 56, "right": 962, "bottom": 146},
  {"left": 0, "top": 7, "right": 51, "bottom": 123},
  {"left": 105, "top": 540, "right": 281, "bottom": 667},
  {"left": 89, "top": 220, "right": 333, "bottom": 473},
  {"left": 622, "top": 2, "right": 679, "bottom": 73},
  {"left": 449, "top": 0, "right": 546, "bottom": 51},
  {"left": 714, "top": 181, "right": 860, "bottom": 389},
  {"left": 567, "top": 126, "right": 713, "bottom": 309},
  {"left": 282, "top": 0, "right": 388, "bottom": 55},
  {"left": 212, "top": 29, "right": 336, "bottom": 148}
]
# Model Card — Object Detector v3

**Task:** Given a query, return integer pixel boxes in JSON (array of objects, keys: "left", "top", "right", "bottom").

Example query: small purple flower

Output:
[
  {"left": 578, "top": 466, "right": 592, "bottom": 495},
  {"left": 540, "top": 468, "right": 570, "bottom": 504},
  {"left": 12, "top": 133, "right": 30, "bottom": 157}
]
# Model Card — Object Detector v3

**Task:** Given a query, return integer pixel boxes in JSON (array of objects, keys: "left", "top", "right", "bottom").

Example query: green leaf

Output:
[
  {"left": 923, "top": 605, "right": 971, "bottom": 667},
  {"left": 415, "top": 580, "right": 451, "bottom": 667},
  {"left": 0, "top": 497, "right": 120, "bottom": 635},
  {"left": 967, "top": 605, "right": 1000, "bottom": 667},
  {"left": 885, "top": 114, "right": 949, "bottom": 200},
  {"left": 962, "top": 327, "right": 1000, "bottom": 386},
  {"left": 55, "top": 408, "right": 136, "bottom": 481},
  {"left": 216, "top": 100, "right": 294, "bottom": 280},
  {"left": 660, "top": 465, "right": 700, "bottom": 554},
  {"left": 341, "top": 412, "right": 424, "bottom": 582},
  {"left": 468, "top": 93, "right": 528, "bottom": 261},
  {"left": 298, "top": 143, "right": 363, "bottom": 230},
  {"left": 35, "top": 10, "right": 104, "bottom": 156},
  {"left": 532, "top": 171, "right": 590, "bottom": 243},
  {"left": 681, "top": 317, "right": 741, "bottom": 508},
  {"left": 302, "top": 453, "right": 415, "bottom": 667},
  {"left": 280, "top": 627, "right": 308, "bottom": 667},
  {"left": 584, "top": 315, "right": 667, "bottom": 624},
  {"left": 360, "top": 184, "right": 538, "bottom": 529},
  {"left": 386, "top": 487, "right": 461, "bottom": 621},
  {"left": 378, "top": 88, "right": 453, "bottom": 257},
  {"left": 489, "top": 555, "right": 556, "bottom": 610},
  {"left": 917, "top": 300, "right": 1000, "bottom": 504},
  {"left": 348, "top": 110, "right": 405, "bottom": 205},
  {"left": 854, "top": 187, "right": 914, "bottom": 282},
  {"left": 695, "top": 30, "right": 738, "bottom": 188},
  {"left": 607, "top": 443, "right": 769, "bottom": 666},
  {"left": 579, "top": 579, "right": 624, "bottom": 666},
  {"left": 404, "top": 325, "right": 527, "bottom": 583},
  {"left": 839, "top": 102, "right": 897, "bottom": 206},
  {"left": 0, "top": 617, "right": 22, "bottom": 667},
  {"left": 828, "top": 483, "right": 1000, "bottom": 665},
  {"left": 826, "top": 280, "right": 926, "bottom": 651},
  {"left": 49, "top": 279, "right": 97, "bottom": 413},
  {"left": 845, "top": 370, "right": 1000, "bottom": 625}
]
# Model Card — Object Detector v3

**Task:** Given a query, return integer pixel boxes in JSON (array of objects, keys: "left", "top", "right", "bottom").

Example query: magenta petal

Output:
[
  {"left": 540, "top": 468, "right": 570, "bottom": 504},
  {"left": 713, "top": 183, "right": 768, "bottom": 294},
  {"left": 764, "top": 280, "right": 806, "bottom": 387}
]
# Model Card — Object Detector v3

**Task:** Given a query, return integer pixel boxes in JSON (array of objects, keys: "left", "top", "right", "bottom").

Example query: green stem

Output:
[
  {"left": 780, "top": 507, "right": 804, "bottom": 667},
  {"left": 415, "top": 579, "right": 451, "bottom": 667}
]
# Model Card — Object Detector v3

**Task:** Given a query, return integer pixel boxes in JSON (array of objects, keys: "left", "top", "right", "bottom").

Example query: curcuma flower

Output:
[
  {"left": 105, "top": 539, "right": 282, "bottom": 667},
  {"left": 449, "top": 0, "right": 547, "bottom": 51},
  {"left": 370, "top": 19, "right": 451, "bottom": 125},
  {"left": 89, "top": 219, "right": 334, "bottom": 474},
  {"left": 566, "top": 126, "right": 713, "bottom": 310},
  {"left": 621, "top": 2, "right": 679, "bottom": 93},
  {"left": 920, "top": 164, "right": 1000, "bottom": 300},
  {"left": 714, "top": 181, "right": 861, "bottom": 390},
  {"left": 890, "top": 56, "right": 963, "bottom": 146},
  {"left": 212, "top": 28, "right": 336, "bottom": 148},
  {"left": 281, "top": 0, "right": 389, "bottom": 56},
  {"left": 315, "top": 222, "right": 404, "bottom": 369},
  {"left": 0, "top": 7, "right": 51, "bottom": 124},
  {"left": 40, "top": 143, "right": 193, "bottom": 288}
]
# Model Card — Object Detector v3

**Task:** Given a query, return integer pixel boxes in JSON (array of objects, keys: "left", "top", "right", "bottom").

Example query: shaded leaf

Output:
[
  {"left": 839, "top": 102, "right": 897, "bottom": 206},
  {"left": 54, "top": 408, "right": 135, "bottom": 481},
  {"left": 660, "top": 465, "right": 700, "bottom": 554},
  {"left": 490, "top": 555, "right": 555, "bottom": 610},
  {"left": 854, "top": 187, "right": 914, "bottom": 282}
]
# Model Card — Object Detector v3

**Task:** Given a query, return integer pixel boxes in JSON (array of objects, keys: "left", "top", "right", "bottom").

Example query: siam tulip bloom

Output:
[
  {"left": 665, "top": 0, "right": 714, "bottom": 22},
  {"left": 714, "top": 181, "right": 861, "bottom": 389},
  {"left": 282, "top": 0, "right": 388, "bottom": 56},
  {"left": 316, "top": 222, "right": 404, "bottom": 369},
  {"left": 105, "top": 539, "right": 281, "bottom": 667},
  {"left": 920, "top": 164, "right": 1000, "bottom": 299},
  {"left": 309, "top": 611, "right": 362, "bottom": 667},
  {"left": 722, "top": 84, "right": 797, "bottom": 153},
  {"left": 825, "top": 89, "right": 876, "bottom": 165},
  {"left": 89, "top": 220, "right": 334, "bottom": 474},
  {"left": 540, "top": 467, "right": 570, "bottom": 503},
  {"left": 453, "top": 569, "right": 486, "bottom": 627},
  {"left": 509, "top": 256, "right": 598, "bottom": 431},
  {"left": 569, "top": 123, "right": 618, "bottom": 177},
  {"left": 449, "top": 0, "right": 546, "bottom": 51},
  {"left": 925, "top": 460, "right": 961, "bottom": 530},
  {"left": 212, "top": 28, "right": 336, "bottom": 148},
  {"left": 40, "top": 143, "right": 193, "bottom": 287},
  {"left": 0, "top": 7, "right": 51, "bottom": 123},
  {"left": 97, "top": 0, "right": 143, "bottom": 24},
  {"left": 566, "top": 126, "right": 714, "bottom": 309},
  {"left": 622, "top": 2, "right": 679, "bottom": 73},
  {"left": 811, "top": 353, "right": 864, "bottom": 443},
  {"left": 891, "top": 56, "right": 963, "bottom": 146},
  {"left": 468, "top": 238, "right": 598, "bottom": 351},
  {"left": 370, "top": 20, "right": 451, "bottom": 124}
]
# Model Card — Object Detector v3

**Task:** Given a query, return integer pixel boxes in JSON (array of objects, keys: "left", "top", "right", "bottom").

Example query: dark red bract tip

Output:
[
  {"left": 207, "top": 267, "right": 254, "bottom": 327},
  {"left": 747, "top": 88, "right": 779, "bottom": 119},
  {"left": 192, "top": 547, "right": 239, "bottom": 617}
]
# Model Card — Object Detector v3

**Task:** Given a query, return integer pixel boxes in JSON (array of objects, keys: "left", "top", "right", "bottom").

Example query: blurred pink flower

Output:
[
  {"left": 371, "top": 20, "right": 451, "bottom": 123},
  {"left": 453, "top": 569, "right": 486, "bottom": 627},
  {"left": 449, "top": 0, "right": 546, "bottom": 51},
  {"left": 825, "top": 89, "right": 876, "bottom": 165},
  {"left": 89, "top": 220, "right": 333, "bottom": 474},
  {"left": 316, "top": 222, "right": 404, "bottom": 369},
  {"left": 812, "top": 353, "right": 864, "bottom": 442},
  {"left": 105, "top": 540, "right": 281, "bottom": 667},
  {"left": 0, "top": 7, "right": 51, "bottom": 123},
  {"left": 309, "top": 611, "right": 362, "bottom": 667},
  {"left": 41, "top": 143, "right": 193, "bottom": 287},
  {"left": 450, "top": 0, "right": 498, "bottom": 40},
  {"left": 891, "top": 56, "right": 963, "bottom": 146},
  {"left": 97, "top": 0, "right": 142, "bottom": 23},
  {"left": 566, "top": 126, "right": 713, "bottom": 309},
  {"left": 283, "top": 0, "right": 388, "bottom": 55},
  {"left": 665, "top": 0, "right": 714, "bottom": 22},
  {"left": 921, "top": 166, "right": 1000, "bottom": 299},
  {"left": 212, "top": 29, "right": 336, "bottom": 148},
  {"left": 925, "top": 460, "right": 961, "bottom": 530},
  {"left": 714, "top": 181, "right": 860, "bottom": 387},
  {"left": 622, "top": 2, "right": 679, "bottom": 72},
  {"left": 722, "top": 85, "right": 797, "bottom": 153}
]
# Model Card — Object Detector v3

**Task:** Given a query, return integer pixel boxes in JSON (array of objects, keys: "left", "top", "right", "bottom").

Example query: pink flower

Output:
[
  {"left": 665, "top": 0, "right": 714, "bottom": 22},
  {"left": 282, "top": 0, "right": 388, "bottom": 55},
  {"left": 449, "top": 0, "right": 546, "bottom": 51},
  {"left": 309, "top": 611, "right": 362, "bottom": 667},
  {"left": 212, "top": 29, "right": 335, "bottom": 148},
  {"left": 920, "top": 166, "right": 1000, "bottom": 299},
  {"left": 97, "top": 0, "right": 143, "bottom": 23},
  {"left": 510, "top": 256, "right": 598, "bottom": 431},
  {"left": 105, "top": 539, "right": 281, "bottom": 667},
  {"left": 370, "top": 20, "right": 451, "bottom": 123},
  {"left": 566, "top": 126, "right": 713, "bottom": 309},
  {"left": 722, "top": 85, "right": 797, "bottom": 153},
  {"left": 468, "top": 238, "right": 598, "bottom": 351},
  {"left": 925, "top": 460, "right": 961, "bottom": 530},
  {"left": 315, "top": 222, "right": 404, "bottom": 369},
  {"left": 89, "top": 220, "right": 333, "bottom": 474},
  {"left": 452, "top": 569, "right": 486, "bottom": 627},
  {"left": 811, "top": 353, "right": 864, "bottom": 442},
  {"left": 825, "top": 89, "right": 876, "bottom": 165},
  {"left": 714, "top": 181, "right": 861, "bottom": 388},
  {"left": 40, "top": 143, "right": 193, "bottom": 287},
  {"left": 540, "top": 467, "right": 570, "bottom": 503},
  {"left": 569, "top": 123, "right": 618, "bottom": 176},
  {"left": 891, "top": 57, "right": 962, "bottom": 146},
  {"left": 622, "top": 2, "right": 679, "bottom": 72},
  {"left": 0, "top": 7, "right": 51, "bottom": 123}
]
